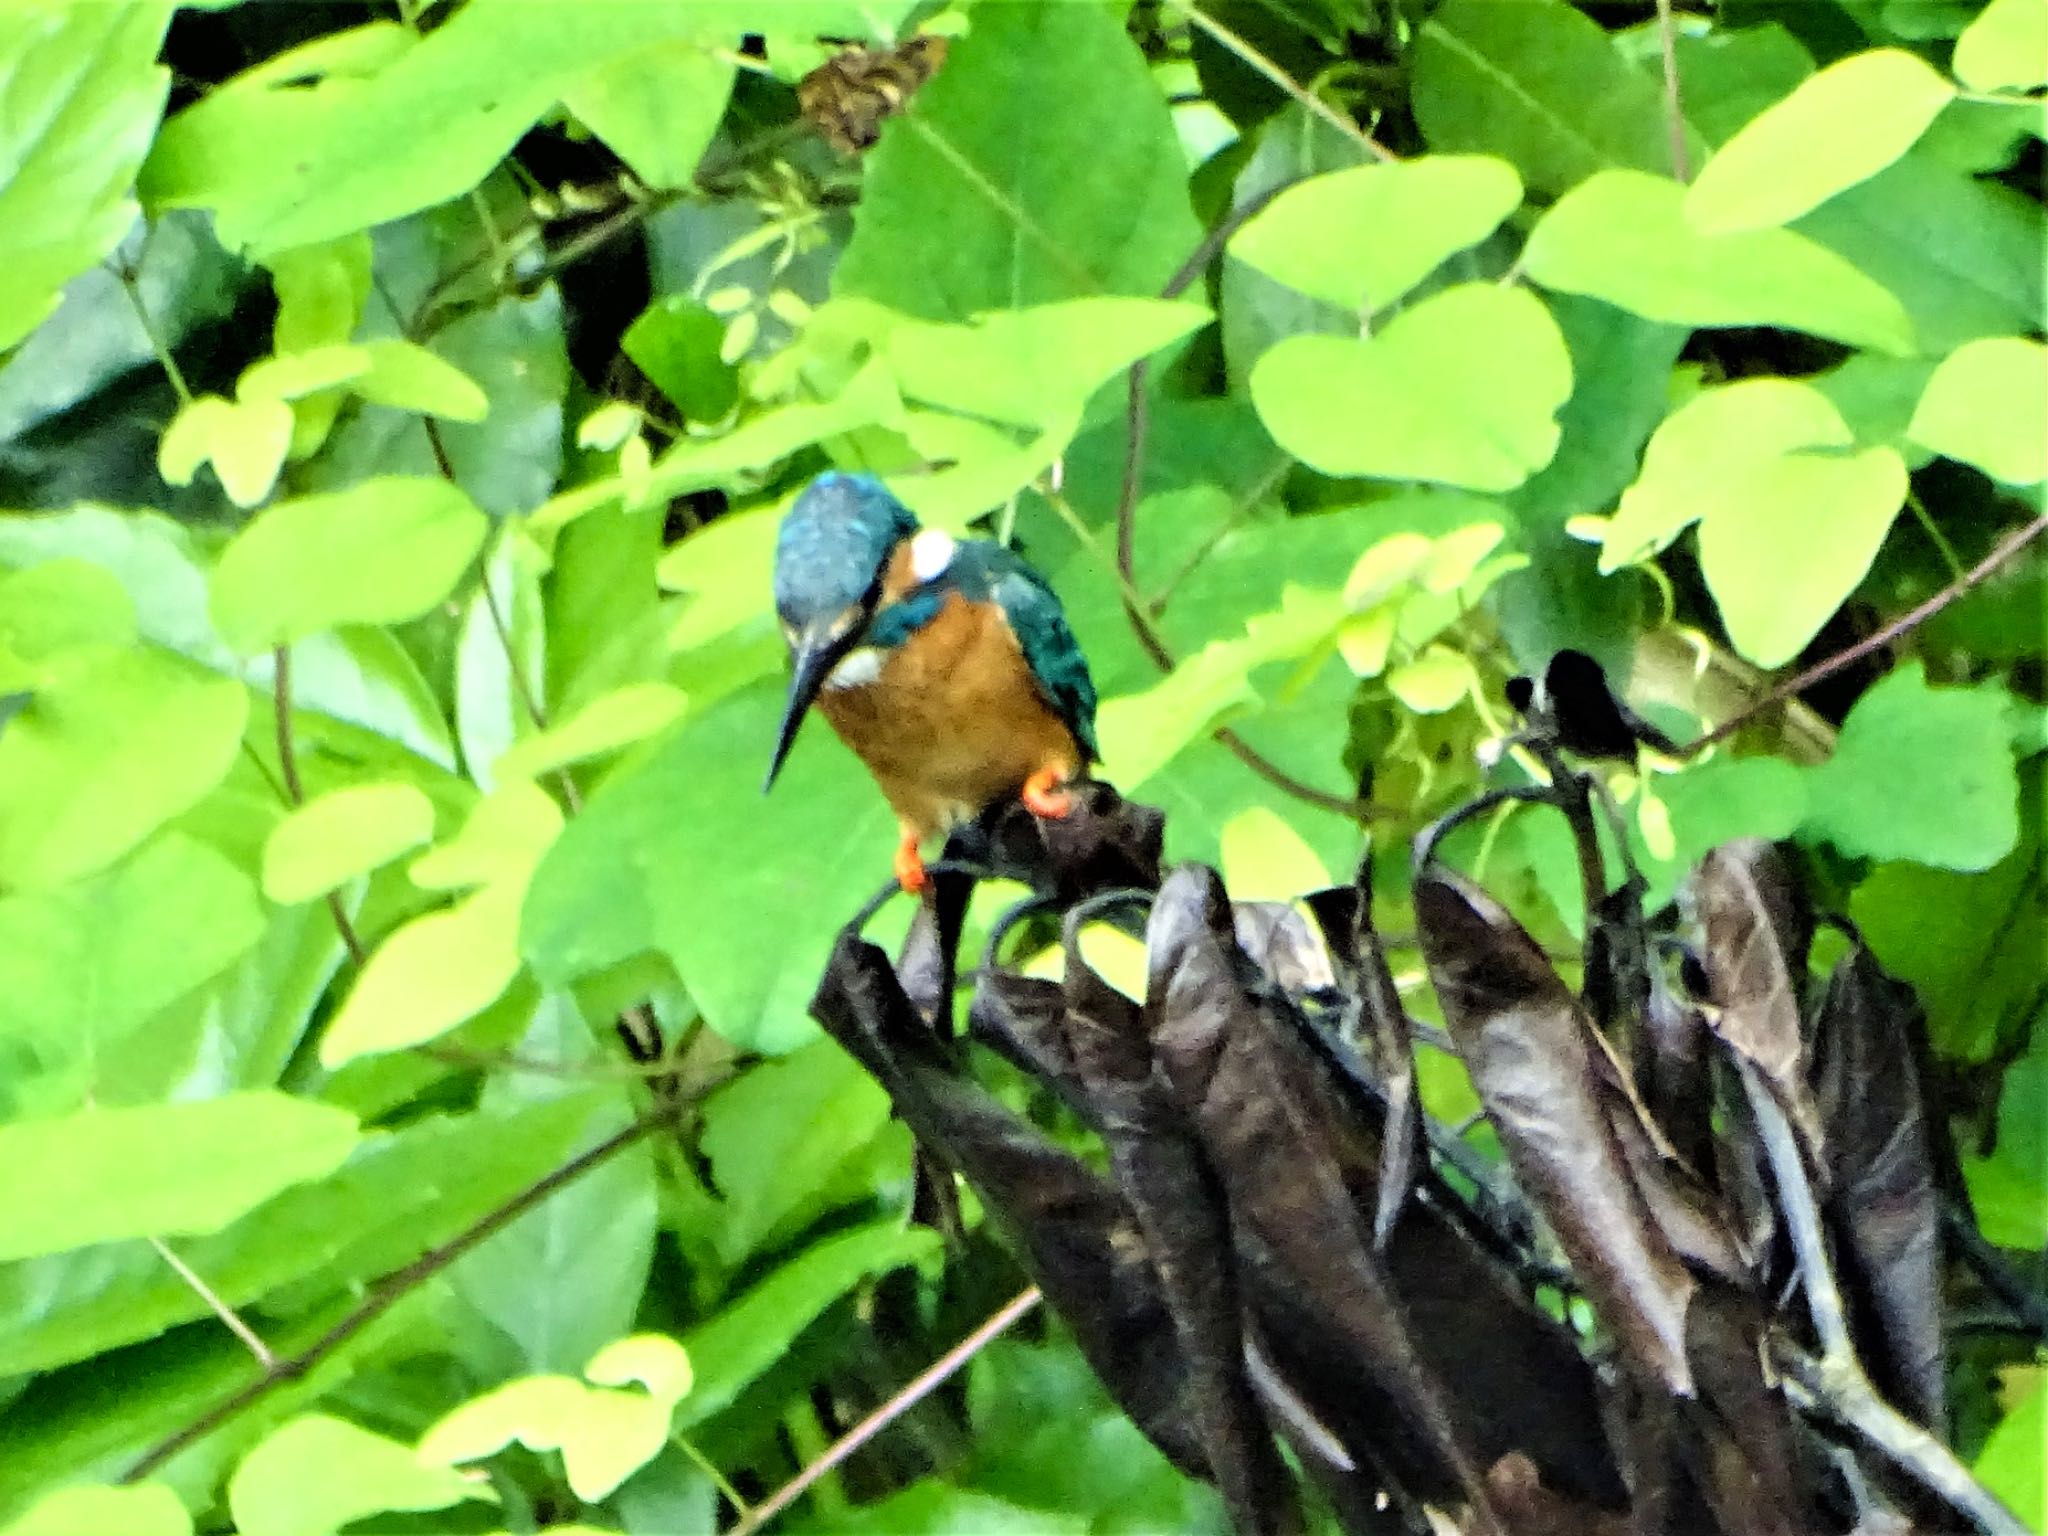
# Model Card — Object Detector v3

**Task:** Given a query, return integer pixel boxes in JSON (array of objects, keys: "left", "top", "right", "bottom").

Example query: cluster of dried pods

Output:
[{"left": 808, "top": 755, "right": 2027, "bottom": 1536}]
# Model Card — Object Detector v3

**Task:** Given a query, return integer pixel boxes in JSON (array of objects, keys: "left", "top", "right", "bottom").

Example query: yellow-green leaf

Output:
[
  {"left": 1908, "top": 336, "right": 2048, "bottom": 485},
  {"left": 262, "top": 782, "right": 437, "bottom": 904}
]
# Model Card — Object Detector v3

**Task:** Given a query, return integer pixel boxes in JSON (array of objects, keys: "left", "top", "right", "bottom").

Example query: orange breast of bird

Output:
[{"left": 817, "top": 590, "right": 1083, "bottom": 839}]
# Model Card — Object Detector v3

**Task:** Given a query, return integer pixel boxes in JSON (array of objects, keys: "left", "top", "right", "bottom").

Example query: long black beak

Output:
[{"left": 763, "top": 628, "right": 848, "bottom": 793}]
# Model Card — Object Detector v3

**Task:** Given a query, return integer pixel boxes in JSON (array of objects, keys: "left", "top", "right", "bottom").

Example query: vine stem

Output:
[
  {"left": 120, "top": 1108, "right": 678, "bottom": 1483},
  {"left": 1688, "top": 510, "right": 2048, "bottom": 754},
  {"left": 721, "top": 1287, "right": 1043, "bottom": 1536},
  {"left": 1174, "top": 2, "right": 1396, "bottom": 164},
  {"left": 273, "top": 645, "right": 371, "bottom": 966},
  {"left": 1110, "top": 176, "right": 1369, "bottom": 822},
  {"left": 1652, "top": 0, "right": 1691, "bottom": 182},
  {"left": 147, "top": 1237, "right": 275, "bottom": 1368}
]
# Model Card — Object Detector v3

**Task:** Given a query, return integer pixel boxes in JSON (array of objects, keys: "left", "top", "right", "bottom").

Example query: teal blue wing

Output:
[{"left": 956, "top": 542, "right": 1100, "bottom": 761}]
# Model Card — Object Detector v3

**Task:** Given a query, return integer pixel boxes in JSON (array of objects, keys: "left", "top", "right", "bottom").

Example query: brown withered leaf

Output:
[
  {"left": 1637, "top": 970, "right": 1715, "bottom": 1180},
  {"left": 1414, "top": 868, "right": 1699, "bottom": 1396},
  {"left": 947, "top": 781, "right": 1164, "bottom": 902},
  {"left": 808, "top": 933, "right": 1210, "bottom": 1477},
  {"left": 1148, "top": 866, "right": 1571, "bottom": 1532},
  {"left": 1811, "top": 945, "right": 1946, "bottom": 1432},
  {"left": 1061, "top": 913, "right": 1303, "bottom": 1536},
  {"left": 1684, "top": 841, "right": 1826, "bottom": 1166},
  {"left": 797, "top": 33, "right": 948, "bottom": 153}
]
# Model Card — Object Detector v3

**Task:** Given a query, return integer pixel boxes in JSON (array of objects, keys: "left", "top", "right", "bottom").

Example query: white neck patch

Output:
[
  {"left": 824, "top": 646, "right": 885, "bottom": 691},
  {"left": 908, "top": 528, "right": 956, "bottom": 583}
]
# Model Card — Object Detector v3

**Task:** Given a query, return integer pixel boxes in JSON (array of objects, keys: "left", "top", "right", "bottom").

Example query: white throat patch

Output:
[
  {"left": 824, "top": 646, "right": 885, "bottom": 691},
  {"left": 908, "top": 528, "right": 956, "bottom": 583}
]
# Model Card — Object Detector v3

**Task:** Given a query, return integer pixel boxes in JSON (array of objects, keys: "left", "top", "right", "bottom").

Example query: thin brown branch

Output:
[
  {"left": 1175, "top": 3, "right": 1396, "bottom": 164},
  {"left": 1689, "top": 511, "right": 2048, "bottom": 754},
  {"left": 722, "top": 1287, "right": 1043, "bottom": 1536},
  {"left": 1743, "top": 1065, "right": 2027, "bottom": 1535},
  {"left": 107, "top": 245, "right": 193, "bottom": 405},
  {"left": 1111, "top": 180, "right": 1370, "bottom": 824},
  {"left": 272, "top": 644, "right": 372, "bottom": 965},
  {"left": 121, "top": 1107, "right": 678, "bottom": 1483},
  {"left": 148, "top": 1237, "right": 275, "bottom": 1367},
  {"left": 1653, "top": 0, "right": 1691, "bottom": 182}
]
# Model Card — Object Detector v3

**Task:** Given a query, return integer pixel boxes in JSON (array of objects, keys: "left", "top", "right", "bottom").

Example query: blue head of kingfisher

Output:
[{"left": 762, "top": 471, "right": 919, "bottom": 792}]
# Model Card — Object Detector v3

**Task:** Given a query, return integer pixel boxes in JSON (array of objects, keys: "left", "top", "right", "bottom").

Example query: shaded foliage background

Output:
[{"left": 0, "top": 0, "right": 2043, "bottom": 1532}]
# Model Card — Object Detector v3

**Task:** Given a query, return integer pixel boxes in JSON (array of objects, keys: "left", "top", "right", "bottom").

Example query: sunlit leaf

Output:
[
  {"left": 1908, "top": 336, "right": 2048, "bottom": 485},
  {"left": 1229, "top": 156, "right": 1523, "bottom": 312},
  {"left": 0, "top": 2, "right": 173, "bottom": 350},
  {"left": 229, "top": 1414, "right": 484, "bottom": 1536},
  {"left": 1218, "top": 805, "right": 1331, "bottom": 902},
  {"left": 262, "top": 782, "right": 437, "bottom": 904},
  {"left": 1249, "top": 283, "right": 1571, "bottom": 491},
  {"left": 0, "top": 1484, "right": 189, "bottom": 1536},
  {"left": 1954, "top": 0, "right": 2048, "bottom": 92},
  {"left": 0, "top": 1092, "right": 359, "bottom": 1260},
  {"left": 1524, "top": 169, "right": 1917, "bottom": 355},
  {"left": 319, "top": 878, "right": 525, "bottom": 1065},
  {"left": 210, "top": 477, "right": 488, "bottom": 652},
  {"left": 1801, "top": 662, "right": 2019, "bottom": 871},
  {"left": 1684, "top": 50, "right": 1953, "bottom": 233}
]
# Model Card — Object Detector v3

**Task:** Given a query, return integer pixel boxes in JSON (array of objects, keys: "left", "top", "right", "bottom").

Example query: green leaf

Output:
[
  {"left": 1800, "top": 662, "right": 2019, "bottom": 870},
  {"left": 229, "top": 1414, "right": 484, "bottom": 1536},
  {"left": 0, "top": 1094, "right": 601, "bottom": 1377},
  {"left": 1218, "top": 806, "right": 1332, "bottom": 902},
  {"left": 1851, "top": 765, "right": 2045, "bottom": 1062},
  {"left": 495, "top": 682, "right": 688, "bottom": 782},
  {"left": 0, "top": 832, "right": 264, "bottom": 1102},
  {"left": 410, "top": 781, "right": 563, "bottom": 892},
  {"left": 418, "top": 1333, "right": 693, "bottom": 1503},
  {"left": 319, "top": 880, "right": 524, "bottom": 1065},
  {"left": 699, "top": 1041, "right": 899, "bottom": 1269},
  {"left": 1683, "top": 49, "right": 1953, "bottom": 234},
  {"left": 1601, "top": 378, "right": 1905, "bottom": 667},
  {"left": 1908, "top": 336, "right": 2048, "bottom": 485},
  {"left": 237, "top": 346, "right": 371, "bottom": 403},
  {"left": 1410, "top": 0, "right": 1699, "bottom": 195},
  {"left": 676, "top": 1221, "right": 939, "bottom": 1427},
  {"left": 791, "top": 1485, "right": 1088, "bottom": 1536},
  {"left": 622, "top": 297, "right": 739, "bottom": 424},
  {"left": 1523, "top": 169, "right": 1916, "bottom": 355},
  {"left": 524, "top": 680, "right": 901, "bottom": 1054},
  {"left": 0, "top": 558, "right": 136, "bottom": 661},
  {"left": 1387, "top": 643, "right": 1475, "bottom": 713},
  {"left": 1228, "top": 155, "right": 1524, "bottom": 312},
  {"left": 448, "top": 1045, "right": 655, "bottom": 1373},
  {"left": 834, "top": 1, "right": 1199, "bottom": 320},
  {"left": 1974, "top": 1371, "right": 2046, "bottom": 1531},
  {"left": 0, "top": 647, "right": 248, "bottom": 888},
  {"left": 0, "top": 1092, "right": 358, "bottom": 1260},
  {"left": 562, "top": 39, "right": 734, "bottom": 190},
  {"left": 350, "top": 338, "right": 489, "bottom": 422},
  {"left": 261, "top": 782, "right": 437, "bottom": 904},
  {"left": 853, "top": 296, "right": 1211, "bottom": 431},
  {"left": 157, "top": 392, "right": 296, "bottom": 508},
  {"left": 1249, "top": 283, "right": 1571, "bottom": 491},
  {"left": 140, "top": 3, "right": 715, "bottom": 255},
  {"left": 0, "top": 1483, "right": 190, "bottom": 1536},
  {"left": 209, "top": 477, "right": 489, "bottom": 653},
  {"left": 1954, "top": 0, "right": 2048, "bottom": 91},
  {"left": 1965, "top": 1048, "right": 2048, "bottom": 1249},
  {"left": 0, "top": 2, "right": 173, "bottom": 350}
]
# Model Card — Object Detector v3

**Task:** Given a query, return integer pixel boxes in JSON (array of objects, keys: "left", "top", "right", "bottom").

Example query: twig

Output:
[
  {"left": 1944, "top": 1202, "right": 2048, "bottom": 1341},
  {"left": 1107, "top": 181, "right": 1368, "bottom": 823},
  {"left": 1773, "top": 1343, "right": 2027, "bottom": 1536},
  {"left": 1174, "top": 3, "right": 1396, "bottom": 164},
  {"left": 120, "top": 1107, "right": 677, "bottom": 1482},
  {"left": 721, "top": 1286, "right": 1043, "bottom": 1536},
  {"left": 1652, "top": 0, "right": 1691, "bottom": 183},
  {"left": 107, "top": 246, "right": 193, "bottom": 405},
  {"left": 272, "top": 645, "right": 373, "bottom": 965},
  {"left": 1743, "top": 1065, "right": 2026, "bottom": 1535},
  {"left": 1689, "top": 511, "right": 2048, "bottom": 754},
  {"left": 147, "top": 1237, "right": 275, "bottom": 1368}
]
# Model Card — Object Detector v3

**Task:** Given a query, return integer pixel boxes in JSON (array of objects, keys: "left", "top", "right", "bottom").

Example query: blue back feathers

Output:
[
  {"left": 773, "top": 472, "right": 918, "bottom": 628},
  {"left": 872, "top": 540, "right": 1101, "bottom": 761}
]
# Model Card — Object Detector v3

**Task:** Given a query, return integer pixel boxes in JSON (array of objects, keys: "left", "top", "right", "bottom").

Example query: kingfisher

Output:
[{"left": 763, "top": 472, "right": 1100, "bottom": 895}]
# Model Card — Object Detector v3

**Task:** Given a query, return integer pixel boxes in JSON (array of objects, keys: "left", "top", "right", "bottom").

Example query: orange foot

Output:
[
  {"left": 893, "top": 825, "right": 931, "bottom": 896},
  {"left": 1021, "top": 766, "right": 1074, "bottom": 820}
]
